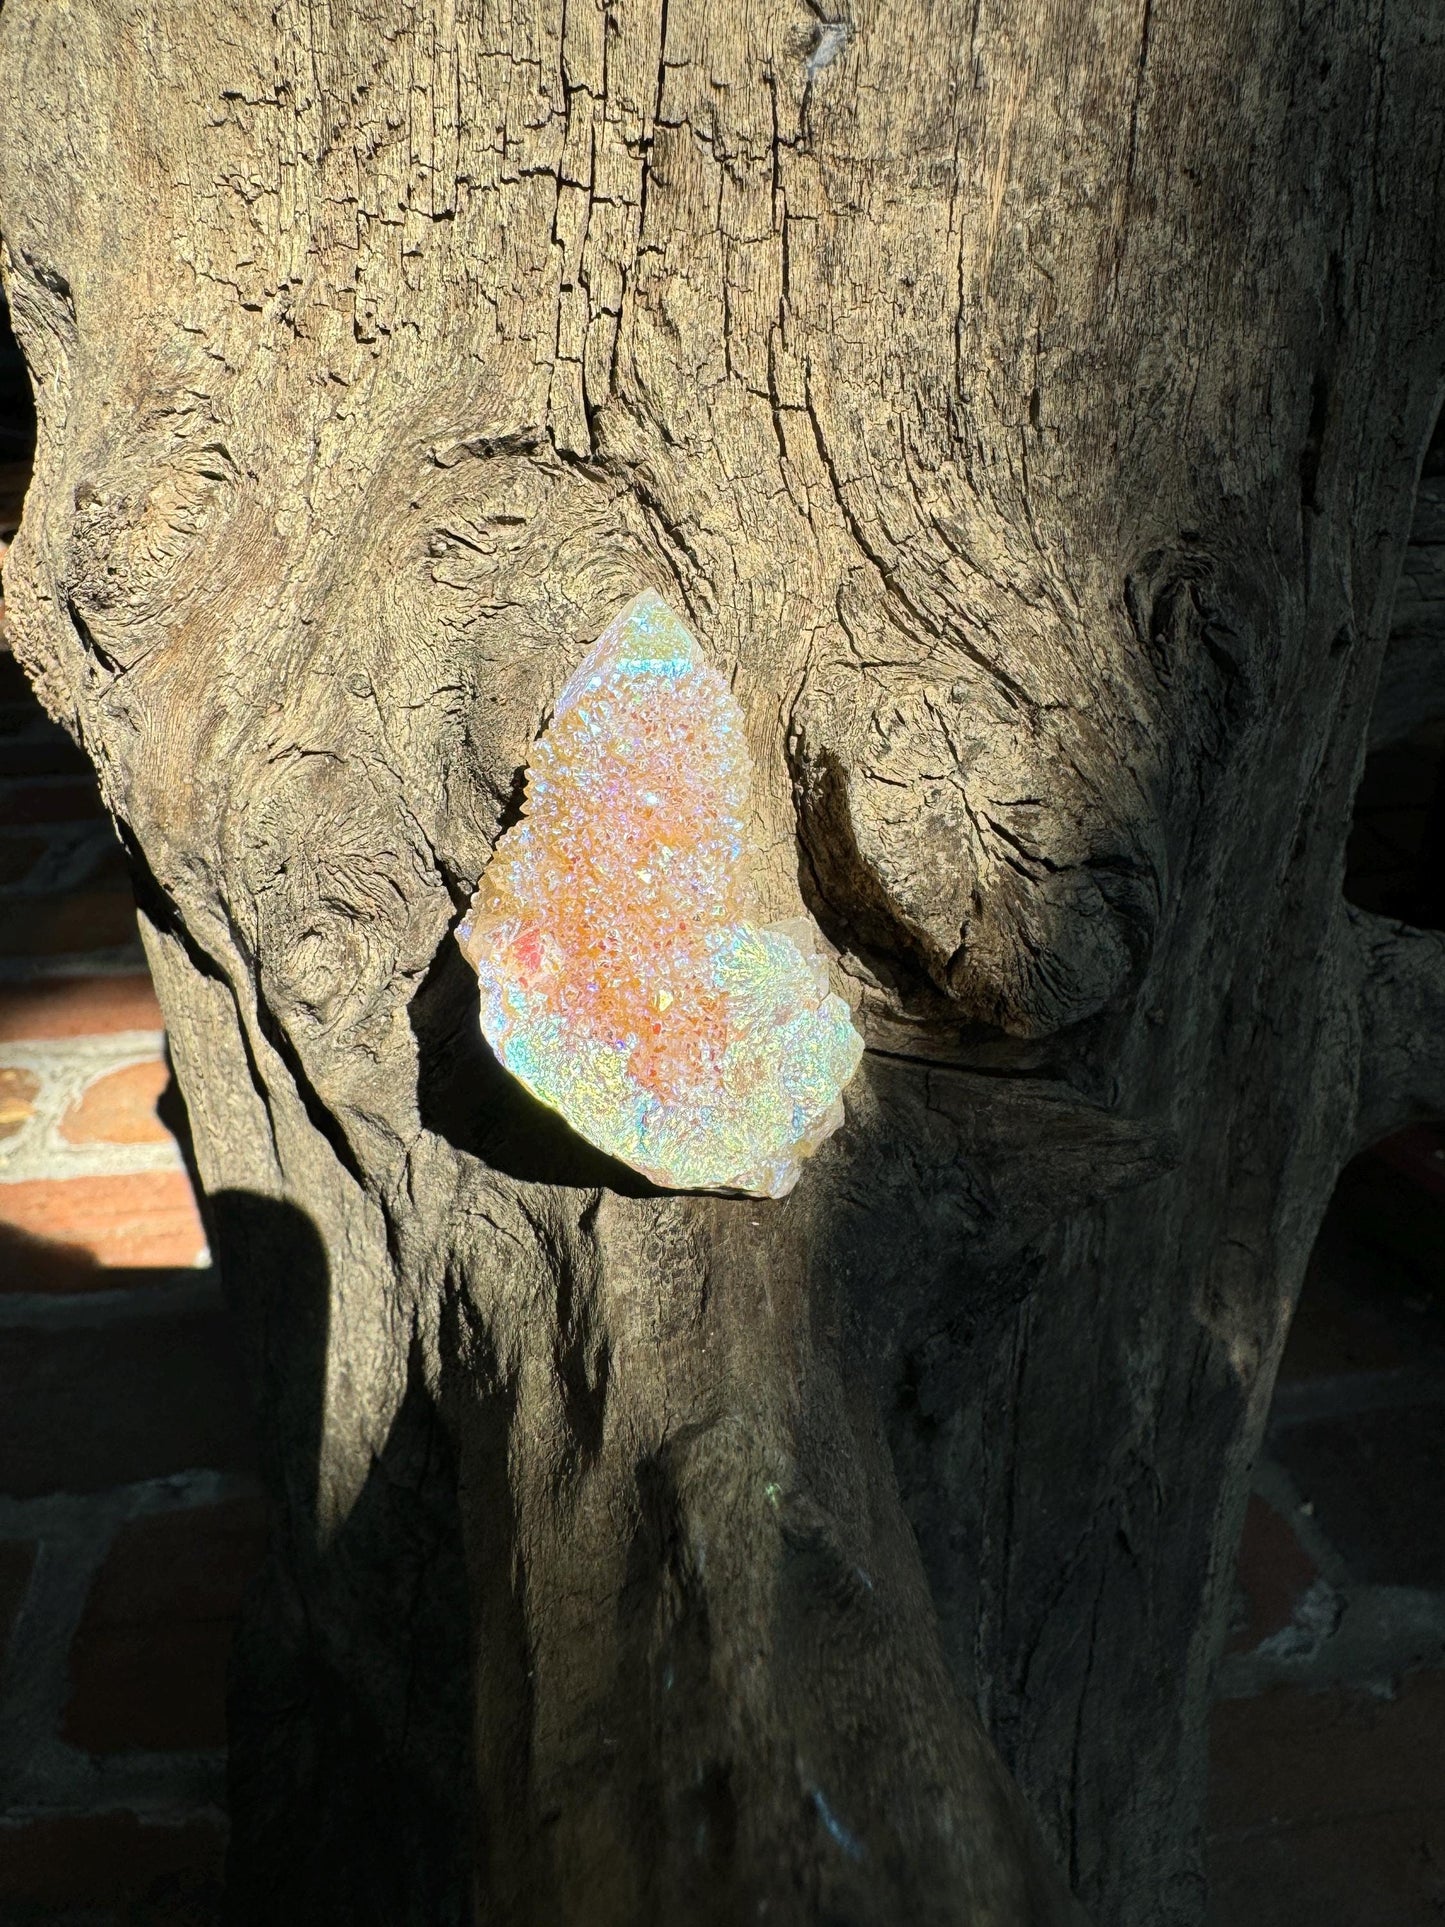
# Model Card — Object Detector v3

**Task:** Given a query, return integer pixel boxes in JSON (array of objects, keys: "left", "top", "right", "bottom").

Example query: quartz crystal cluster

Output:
[{"left": 456, "top": 590, "right": 864, "bottom": 1197}]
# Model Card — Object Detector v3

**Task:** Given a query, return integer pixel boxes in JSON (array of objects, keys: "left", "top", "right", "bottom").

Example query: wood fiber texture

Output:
[{"left": 0, "top": 2, "right": 1442, "bottom": 1921}]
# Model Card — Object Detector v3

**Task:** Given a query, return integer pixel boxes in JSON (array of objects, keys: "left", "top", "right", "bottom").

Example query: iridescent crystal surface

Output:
[{"left": 457, "top": 590, "right": 864, "bottom": 1197}]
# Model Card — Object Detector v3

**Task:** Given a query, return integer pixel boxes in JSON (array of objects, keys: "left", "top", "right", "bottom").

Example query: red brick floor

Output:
[
  {"left": 1211, "top": 1681, "right": 1445, "bottom": 1927},
  {"left": 0, "top": 1812, "right": 228, "bottom": 1924},
  {"left": 1209, "top": 1139, "right": 1445, "bottom": 1925},
  {"left": 61, "top": 1499, "right": 268, "bottom": 1757},
  {"left": 0, "top": 636, "right": 266, "bottom": 1927}
]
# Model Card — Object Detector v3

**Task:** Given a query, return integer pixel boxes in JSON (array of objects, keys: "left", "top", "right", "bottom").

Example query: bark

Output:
[{"left": 1, "top": 3, "right": 1443, "bottom": 1923}]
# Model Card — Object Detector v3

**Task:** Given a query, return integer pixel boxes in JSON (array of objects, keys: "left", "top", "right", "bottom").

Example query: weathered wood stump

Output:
[{"left": 1, "top": 2, "right": 1441, "bottom": 1920}]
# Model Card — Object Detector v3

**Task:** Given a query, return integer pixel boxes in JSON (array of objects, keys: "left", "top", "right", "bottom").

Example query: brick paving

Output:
[
  {"left": 61, "top": 1498, "right": 268, "bottom": 1757},
  {"left": 1207, "top": 1140, "right": 1445, "bottom": 1921},
  {"left": 0, "top": 1812, "right": 228, "bottom": 1925},
  {"left": 1208, "top": 436, "right": 1445, "bottom": 1922}
]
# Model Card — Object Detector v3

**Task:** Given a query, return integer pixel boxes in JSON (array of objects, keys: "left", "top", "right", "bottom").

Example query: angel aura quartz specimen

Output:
[{"left": 456, "top": 590, "right": 864, "bottom": 1197}]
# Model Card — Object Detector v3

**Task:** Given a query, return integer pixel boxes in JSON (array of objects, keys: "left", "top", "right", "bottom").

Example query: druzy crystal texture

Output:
[{"left": 457, "top": 590, "right": 864, "bottom": 1197}]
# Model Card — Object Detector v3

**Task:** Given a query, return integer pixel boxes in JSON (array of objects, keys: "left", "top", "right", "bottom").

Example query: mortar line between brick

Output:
[
  {"left": 1269, "top": 1367, "right": 1445, "bottom": 1425},
  {"left": 0, "top": 951, "right": 149, "bottom": 984},
  {"left": 0, "top": 1275, "right": 223, "bottom": 1329}
]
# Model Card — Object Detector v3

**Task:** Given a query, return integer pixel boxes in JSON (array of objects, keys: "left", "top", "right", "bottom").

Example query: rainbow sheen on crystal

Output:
[{"left": 456, "top": 590, "right": 863, "bottom": 1197}]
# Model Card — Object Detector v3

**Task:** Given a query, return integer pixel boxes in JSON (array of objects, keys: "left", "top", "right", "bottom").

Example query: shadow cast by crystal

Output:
[{"left": 408, "top": 933, "right": 667, "bottom": 1197}]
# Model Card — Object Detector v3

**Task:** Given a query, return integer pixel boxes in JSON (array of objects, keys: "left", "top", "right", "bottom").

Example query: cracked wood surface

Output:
[{"left": 1, "top": 1, "right": 1443, "bottom": 1923}]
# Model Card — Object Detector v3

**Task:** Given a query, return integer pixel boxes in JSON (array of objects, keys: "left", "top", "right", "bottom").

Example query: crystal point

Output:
[{"left": 458, "top": 591, "right": 864, "bottom": 1197}]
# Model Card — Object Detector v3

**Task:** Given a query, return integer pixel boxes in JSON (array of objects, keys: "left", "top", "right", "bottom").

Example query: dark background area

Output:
[{"left": 0, "top": 288, "right": 1440, "bottom": 1922}]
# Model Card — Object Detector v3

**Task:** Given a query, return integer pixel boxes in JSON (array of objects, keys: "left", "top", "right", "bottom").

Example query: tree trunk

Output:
[{"left": 1, "top": 3, "right": 1441, "bottom": 1921}]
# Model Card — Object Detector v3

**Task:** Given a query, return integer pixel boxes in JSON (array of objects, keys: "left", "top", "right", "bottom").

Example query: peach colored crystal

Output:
[{"left": 457, "top": 591, "right": 863, "bottom": 1196}]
